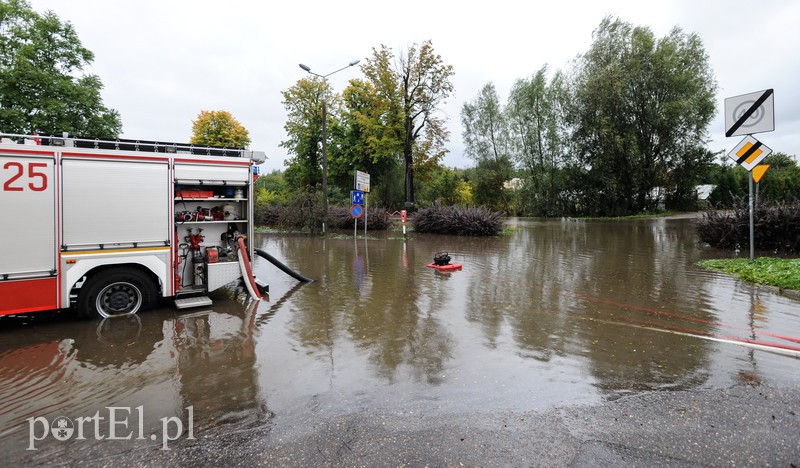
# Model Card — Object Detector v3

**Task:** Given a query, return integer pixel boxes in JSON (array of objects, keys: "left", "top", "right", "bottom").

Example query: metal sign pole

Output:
[
  {"left": 364, "top": 194, "right": 368, "bottom": 235},
  {"left": 755, "top": 180, "right": 759, "bottom": 207},
  {"left": 749, "top": 175, "right": 755, "bottom": 261},
  {"left": 353, "top": 172, "right": 360, "bottom": 238}
]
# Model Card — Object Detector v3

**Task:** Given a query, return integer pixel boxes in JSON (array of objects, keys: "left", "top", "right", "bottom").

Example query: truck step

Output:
[{"left": 174, "top": 296, "right": 213, "bottom": 309}]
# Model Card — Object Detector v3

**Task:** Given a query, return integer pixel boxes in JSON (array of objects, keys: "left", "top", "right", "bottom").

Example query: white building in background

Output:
[
  {"left": 649, "top": 184, "right": 716, "bottom": 209},
  {"left": 503, "top": 178, "right": 523, "bottom": 190},
  {"left": 695, "top": 184, "right": 715, "bottom": 201}
]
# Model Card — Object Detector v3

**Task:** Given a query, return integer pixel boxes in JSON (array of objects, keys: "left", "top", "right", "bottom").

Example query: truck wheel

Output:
[{"left": 76, "top": 268, "right": 158, "bottom": 319}]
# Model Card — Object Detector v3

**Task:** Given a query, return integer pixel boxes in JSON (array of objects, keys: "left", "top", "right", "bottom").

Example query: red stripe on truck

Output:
[{"left": 0, "top": 278, "right": 58, "bottom": 315}]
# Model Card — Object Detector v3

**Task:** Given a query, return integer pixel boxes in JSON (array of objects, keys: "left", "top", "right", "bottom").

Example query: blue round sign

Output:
[{"left": 350, "top": 205, "right": 364, "bottom": 219}]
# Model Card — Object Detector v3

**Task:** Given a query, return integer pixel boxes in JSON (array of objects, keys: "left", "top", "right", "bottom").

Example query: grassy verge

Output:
[
  {"left": 578, "top": 210, "right": 678, "bottom": 220},
  {"left": 698, "top": 257, "right": 800, "bottom": 291}
]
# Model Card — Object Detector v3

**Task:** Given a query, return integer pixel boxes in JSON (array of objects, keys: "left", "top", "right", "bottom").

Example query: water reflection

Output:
[
  {"left": 268, "top": 235, "right": 455, "bottom": 387},
  {"left": 1, "top": 217, "right": 799, "bottom": 463},
  {"left": 0, "top": 299, "right": 270, "bottom": 463},
  {"left": 254, "top": 218, "right": 800, "bottom": 412},
  {"left": 172, "top": 302, "right": 270, "bottom": 430}
]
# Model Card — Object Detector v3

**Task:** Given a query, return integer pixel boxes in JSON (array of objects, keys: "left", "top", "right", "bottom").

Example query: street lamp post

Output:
[{"left": 299, "top": 60, "right": 360, "bottom": 233}]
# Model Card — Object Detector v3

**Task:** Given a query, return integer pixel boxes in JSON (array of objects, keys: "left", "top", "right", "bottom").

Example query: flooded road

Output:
[{"left": 1, "top": 217, "right": 799, "bottom": 463}]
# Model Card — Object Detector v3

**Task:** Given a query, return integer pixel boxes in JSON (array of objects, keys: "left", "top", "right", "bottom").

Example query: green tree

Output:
[
  {"left": 189, "top": 110, "right": 250, "bottom": 148},
  {"left": 280, "top": 77, "right": 338, "bottom": 189},
  {"left": 461, "top": 82, "right": 512, "bottom": 211},
  {"left": 506, "top": 66, "right": 571, "bottom": 216},
  {"left": 708, "top": 161, "right": 746, "bottom": 208},
  {"left": 416, "top": 165, "right": 472, "bottom": 207},
  {"left": 568, "top": 17, "right": 717, "bottom": 216},
  {"left": 756, "top": 152, "right": 800, "bottom": 202},
  {"left": 465, "top": 157, "right": 514, "bottom": 212},
  {"left": 0, "top": 0, "right": 121, "bottom": 137},
  {"left": 331, "top": 78, "right": 402, "bottom": 207},
  {"left": 705, "top": 154, "right": 800, "bottom": 208},
  {"left": 664, "top": 146, "right": 717, "bottom": 210},
  {"left": 461, "top": 82, "right": 509, "bottom": 164},
  {"left": 360, "top": 41, "right": 454, "bottom": 208},
  {"left": 254, "top": 169, "right": 289, "bottom": 205},
  {"left": 763, "top": 152, "right": 798, "bottom": 170}
]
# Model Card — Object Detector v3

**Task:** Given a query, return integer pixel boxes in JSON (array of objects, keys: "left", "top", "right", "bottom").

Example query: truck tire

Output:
[{"left": 76, "top": 268, "right": 158, "bottom": 319}]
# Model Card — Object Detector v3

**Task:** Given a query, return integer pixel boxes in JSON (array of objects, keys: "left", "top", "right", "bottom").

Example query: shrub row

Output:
[
  {"left": 253, "top": 190, "right": 324, "bottom": 233},
  {"left": 411, "top": 205, "right": 503, "bottom": 236},
  {"left": 253, "top": 204, "right": 282, "bottom": 227},
  {"left": 696, "top": 198, "right": 800, "bottom": 252},
  {"left": 253, "top": 204, "right": 392, "bottom": 231},
  {"left": 326, "top": 206, "right": 392, "bottom": 231},
  {"left": 255, "top": 202, "right": 504, "bottom": 236}
]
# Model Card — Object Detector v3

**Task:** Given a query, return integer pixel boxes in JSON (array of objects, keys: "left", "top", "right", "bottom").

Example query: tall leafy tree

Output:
[
  {"left": 189, "top": 110, "right": 250, "bottom": 148},
  {"left": 461, "top": 82, "right": 509, "bottom": 164},
  {"left": 569, "top": 17, "right": 717, "bottom": 215},
  {"left": 468, "top": 158, "right": 514, "bottom": 212},
  {"left": 361, "top": 40, "right": 454, "bottom": 208},
  {"left": 0, "top": 0, "right": 121, "bottom": 137},
  {"left": 416, "top": 165, "right": 472, "bottom": 206},
  {"left": 461, "top": 82, "right": 513, "bottom": 211},
  {"left": 331, "top": 78, "right": 402, "bottom": 207},
  {"left": 506, "top": 66, "right": 572, "bottom": 215},
  {"left": 280, "top": 77, "right": 339, "bottom": 189},
  {"left": 757, "top": 152, "right": 800, "bottom": 203},
  {"left": 707, "top": 152, "right": 800, "bottom": 208}
]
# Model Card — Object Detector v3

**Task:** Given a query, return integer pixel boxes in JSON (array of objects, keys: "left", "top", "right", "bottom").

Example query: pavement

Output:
[{"left": 70, "top": 383, "right": 799, "bottom": 467}]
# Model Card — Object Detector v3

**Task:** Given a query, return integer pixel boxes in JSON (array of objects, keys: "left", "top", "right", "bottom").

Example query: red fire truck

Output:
[{"left": 0, "top": 132, "right": 266, "bottom": 319}]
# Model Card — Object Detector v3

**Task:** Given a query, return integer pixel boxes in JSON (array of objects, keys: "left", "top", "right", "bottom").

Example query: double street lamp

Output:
[{"left": 298, "top": 59, "right": 360, "bottom": 233}]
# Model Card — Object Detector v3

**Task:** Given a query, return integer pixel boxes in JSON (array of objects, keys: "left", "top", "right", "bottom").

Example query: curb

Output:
[{"left": 760, "top": 284, "right": 800, "bottom": 301}]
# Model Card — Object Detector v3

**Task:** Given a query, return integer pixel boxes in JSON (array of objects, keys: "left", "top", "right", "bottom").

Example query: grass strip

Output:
[{"left": 698, "top": 257, "right": 800, "bottom": 291}]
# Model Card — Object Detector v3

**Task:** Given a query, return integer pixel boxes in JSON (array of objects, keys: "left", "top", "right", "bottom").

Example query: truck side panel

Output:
[
  {"left": 0, "top": 278, "right": 58, "bottom": 314},
  {"left": 0, "top": 152, "right": 57, "bottom": 276},
  {"left": 0, "top": 150, "right": 58, "bottom": 315},
  {"left": 61, "top": 157, "right": 170, "bottom": 249}
]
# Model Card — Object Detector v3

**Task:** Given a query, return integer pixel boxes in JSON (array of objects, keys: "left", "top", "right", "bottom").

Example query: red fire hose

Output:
[{"left": 237, "top": 236, "right": 261, "bottom": 300}]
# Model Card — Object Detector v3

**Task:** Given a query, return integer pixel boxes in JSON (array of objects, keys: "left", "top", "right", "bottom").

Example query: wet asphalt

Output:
[{"left": 65, "top": 383, "right": 799, "bottom": 467}]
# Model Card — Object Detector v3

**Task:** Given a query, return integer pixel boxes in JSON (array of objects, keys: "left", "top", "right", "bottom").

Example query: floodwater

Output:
[{"left": 2, "top": 217, "right": 800, "bottom": 463}]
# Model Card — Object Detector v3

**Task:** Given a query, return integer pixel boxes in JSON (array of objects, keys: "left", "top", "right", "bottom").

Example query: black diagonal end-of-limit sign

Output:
[
  {"left": 736, "top": 140, "right": 763, "bottom": 165},
  {"left": 726, "top": 89, "right": 774, "bottom": 137}
]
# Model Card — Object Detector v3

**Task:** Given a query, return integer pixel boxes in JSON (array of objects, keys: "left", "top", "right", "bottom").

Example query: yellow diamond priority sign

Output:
[{"left": 728, "top": 135, "right": 772, "bottom": 172}]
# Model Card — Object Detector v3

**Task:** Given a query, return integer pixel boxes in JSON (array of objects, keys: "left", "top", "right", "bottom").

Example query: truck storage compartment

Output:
[
  {"left": 61, "top": 158, "right": 170, "bottom": 250},
  {"left": 174, "top": 163, "right": 249, "bottom": 185},
  {"left": 0, "top": 153, "right": 57, "bottom": 278}
]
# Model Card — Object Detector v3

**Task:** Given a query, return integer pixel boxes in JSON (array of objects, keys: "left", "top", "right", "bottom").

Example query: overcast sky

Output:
[{"left": 27, "top": 0, "right": 800, "bottom": 171}]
